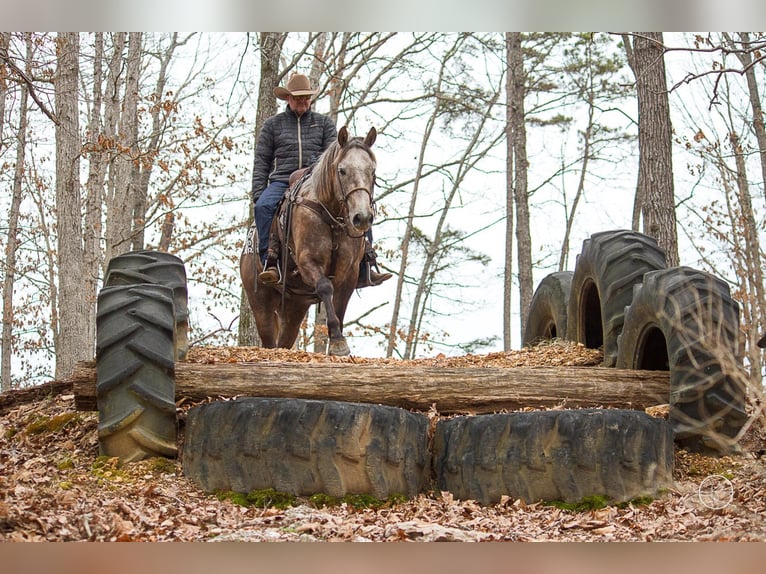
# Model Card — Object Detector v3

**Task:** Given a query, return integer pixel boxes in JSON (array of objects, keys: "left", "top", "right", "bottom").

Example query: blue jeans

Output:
[{"left": 254, "top": 181, "right": 288, "bottom": 261}]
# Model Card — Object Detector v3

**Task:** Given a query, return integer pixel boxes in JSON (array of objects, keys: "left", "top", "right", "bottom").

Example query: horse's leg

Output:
[
  {"left": 315, "top": 276, "right": 350, "bottom": 356},
  {"left": 276, "top": 302, "right": 310, "bottom": 350},
  {"left": 254, "top": 286, "right": 282, "bottom": 348},
  {"left": 239, "top": 249, "right": 258, "bottom": 316},
  {"left": 240, "top": 226, "right": 280, "bottom": 346}
]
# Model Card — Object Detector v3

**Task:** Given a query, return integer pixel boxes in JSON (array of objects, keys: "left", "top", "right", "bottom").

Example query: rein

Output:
[{"left": 295, "top": 168, "right": 375, "bottom": 240}]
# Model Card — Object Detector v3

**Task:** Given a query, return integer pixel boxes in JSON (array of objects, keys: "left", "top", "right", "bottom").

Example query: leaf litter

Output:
[{"left": 1, "top": 341, "right": 765, "bottom": 542}]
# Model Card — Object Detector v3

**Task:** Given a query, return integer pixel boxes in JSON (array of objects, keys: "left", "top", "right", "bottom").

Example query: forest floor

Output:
[{"left": 1, "top": 342, "right": 765, "bottom": 542}]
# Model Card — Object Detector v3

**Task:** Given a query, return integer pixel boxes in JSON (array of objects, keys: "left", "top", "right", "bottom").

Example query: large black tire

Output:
[
  {"left": 567, "top": 230, "right": 667, "bottom": 366},
  {"left": 433, "top": 409, "right": 673, "bottom": 505},
  {"left": 183, "top": 398, "right": 431, "bottom": 499},
  {"left": 523, "top": 271, "right": 573, "bottom": 346},
  {"left": 105, "top": 250, "right": 189, "bottom": 360},
  {"left": 616, "top": 267, "right": 747, "bottom": 454},
  {"left": 96, "top": 284, "right": 178, "bottom": 462}
]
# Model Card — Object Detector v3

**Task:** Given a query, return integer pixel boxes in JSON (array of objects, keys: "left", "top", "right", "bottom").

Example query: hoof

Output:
[{"left": 328, "top": 338, "right": 350, "bottom": 356}]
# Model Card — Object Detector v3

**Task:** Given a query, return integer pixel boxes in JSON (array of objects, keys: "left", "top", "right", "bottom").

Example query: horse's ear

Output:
[
  {"left": 337, "top": 125, "right": 348, "bottom": 147},
  {"left": 364, "top": 127, "right": 377, "bottom": 148}
]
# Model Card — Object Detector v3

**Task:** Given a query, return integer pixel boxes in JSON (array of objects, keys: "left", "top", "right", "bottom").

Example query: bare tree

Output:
[
  {"left": 54, "top": 32, "right": 89, "bottom": 379},
  {"left": 0, "top": 32, "right": 8, "bottom": 152},
  {"left": 722, "top": 33, "right": 766, "bottom": 205},
  {"left": 82, "top": 33, "right": 105, "bottom": 353},
  {"left": 1, "top": 34, "right": 30, "bottom": 391},
  {"left": 503, "top": 35, "right": 515, "bottom": 352},
  {"left": 104, "top": 33, "right": 142, "bottom": 262},
  {"left": 679, "top": 39, "right": 766, "bottom": 380},
  {"left": 623, "top": 32, "right": 680, "bottom": 266},
  {"left": 555, "top": 34, "right": 633, "bottom": 271},
  {"left": 507, "top": 32, "right": 533, "bottom": 343},
  {"left": 384, "top": 40, "right": 456, "bottom": 358},
  {"left": 728, "top": 130, "right": 766, "bottom": 376},
  {"left": 238, "top": 32, "right": 285, "bottom": 346}
]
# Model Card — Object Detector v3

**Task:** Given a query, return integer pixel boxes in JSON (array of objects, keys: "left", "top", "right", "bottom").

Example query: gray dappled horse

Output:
[{"left": 240, "top": 126, "right": 378, "bottom": 356}]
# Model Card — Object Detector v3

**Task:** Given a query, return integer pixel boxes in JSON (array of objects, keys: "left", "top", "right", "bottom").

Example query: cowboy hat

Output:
[{"left": 274, "top": 74, "right": 318, "bottom": 101}]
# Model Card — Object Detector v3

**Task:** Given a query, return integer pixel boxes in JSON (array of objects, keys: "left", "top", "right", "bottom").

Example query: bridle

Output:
[
  {"left": 333, "top": 166, "right": 376, "bottom": 239},
  {"left": 291, "top": 144, "right": 376, "bottom": 241}
]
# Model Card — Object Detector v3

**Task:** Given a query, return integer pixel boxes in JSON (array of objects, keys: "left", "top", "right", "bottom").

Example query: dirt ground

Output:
[{"left": 1, "top": 342, "right": 765, "bottom": 542}]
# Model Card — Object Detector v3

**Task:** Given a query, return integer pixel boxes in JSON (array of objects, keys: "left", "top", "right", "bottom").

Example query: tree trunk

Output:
[
  {"left": 105, "top": 32, "right": 142, "bottom": 262},
  {"left": 101, "top": 33, "right": 125, "bottom": 272},
  {"left": 0, "top": 32, "right": 8, "bottom": 152},
  {"left": 238, "top": 32, "right": 284, "bottom": 346},
  {"left": 54, "top": 32, "right": 89, "bottom": 379},
  {"left": 503, "top": 34, "right": 515, "bottom": 351},
  {"left": 83, "top": 32, "right": 104, "bottom": 356},
  {"left": 558, "top": 42, "right": 596, "bottom": 272},
  {"left": 729, "top": 132, "right": 765, "bottom": 377},
  {"left": 136, "top": 33, "right": 178, "bottom": 251},
  {"left": 729, "top": 32, "right": 766, "bottom": 205},
  {"left": 386, "top": 75, "right": 442, "bottom": 357},
  {"left": 727, "top": 32, "right": 766, "bottom": 373},
  {"left": 71, "top": 360, "right": 670, "bottom": 413},
  {"left": 311, "top": 33, "right": 336, "bottom": 354},
  {"left": 1, "top": 34, "right": 29, "bottom": 391},
  {"left": 625, "top": 32, "right": 679, "bottom": 266},
  {"left": 507, "top": 33, "right": 533, "bottom": 343}
]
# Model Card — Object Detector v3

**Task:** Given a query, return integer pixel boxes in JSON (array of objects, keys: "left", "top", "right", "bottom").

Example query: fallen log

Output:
[
  {"left": 0, "top": 380, "right": 73, "bottom": 414},
  {"left": 71, "top": 360, "right": 670, "bottom": 414}
]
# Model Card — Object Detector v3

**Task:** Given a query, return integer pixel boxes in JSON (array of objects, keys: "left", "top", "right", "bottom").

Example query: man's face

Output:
[{"left": 288, "top": 94, "right": 311, "bottom": 116}]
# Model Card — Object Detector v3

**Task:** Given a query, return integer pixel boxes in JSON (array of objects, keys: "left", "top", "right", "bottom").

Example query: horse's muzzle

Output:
[{"left": 352, "top": 211, "right": 373, "bottom": 232}]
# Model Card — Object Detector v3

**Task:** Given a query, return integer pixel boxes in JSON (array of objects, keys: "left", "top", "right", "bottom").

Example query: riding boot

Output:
[
  {"left": 357, "top": 240, "right": 392, "bottom": 288},
  {"left": 259, "top": 230, "right": 282, "bottom": 285},
  {"left": 259, "top": 249, "right": 280, "bottom": 285}
]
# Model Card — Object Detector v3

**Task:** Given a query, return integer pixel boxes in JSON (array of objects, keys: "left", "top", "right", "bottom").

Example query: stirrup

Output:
[
  {"left": 259, "top": 262, "right": 282, "bottom": 285},
  {"left": 357, "top": 262, "right": 392, "bottom": 288}
]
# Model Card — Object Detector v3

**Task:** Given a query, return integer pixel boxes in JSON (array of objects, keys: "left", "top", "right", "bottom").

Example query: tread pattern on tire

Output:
[
  {"left": 567, "top": 230, "right": 667, "bottom": 366},
  {"left": 616, "top": 266, "right": 747, "bottom": 454},
  {"left": 96, "top": 284, "right": 178, "bottom": 462},
  {"left": 183, "top": 398, "right": 431, "bottom": 499},
  {"left": 105, "top": 250, "right": 189, "bottom": 360},
  {"left": 433, "top": 409, "right": 674, "bottom": 505},
  {"left": 523, "top": 271, "right": 573, "bottom": 347}
]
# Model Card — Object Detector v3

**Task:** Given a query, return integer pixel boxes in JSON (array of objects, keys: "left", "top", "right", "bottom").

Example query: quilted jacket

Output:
[{"left": 251, "top": 105, "right": 337, "bottom": 201}]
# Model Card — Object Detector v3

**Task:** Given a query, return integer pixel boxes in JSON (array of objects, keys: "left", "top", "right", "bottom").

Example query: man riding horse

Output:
[{"left": 251, "top": 73, "right": 391, "bottom": 288}]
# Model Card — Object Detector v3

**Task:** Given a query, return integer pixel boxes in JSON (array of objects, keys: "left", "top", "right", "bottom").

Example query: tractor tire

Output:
[
  {"left": 616, "top": 266, "right": 747, "bottom": 454},
  {"left": 96, "top": 284, "right": 178, "bottom": 462},
  {"left": 433, "top": 409, "right": 673, "bottom": 505},
  {"left": 105, "top": 250, "right": 189, "bottom": 360},
  {"left": 523, "top": 271, "right": 573, "bottom": 346},
  {"left": 567, "top": 229, "right": 667, "bottom": 366},
  {"left": 183, "top": 398, "right": 431, "bottom": 500}
]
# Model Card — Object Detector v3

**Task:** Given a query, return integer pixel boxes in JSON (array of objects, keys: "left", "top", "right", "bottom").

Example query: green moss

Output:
[
  {"left": 216, "top": 489, "right": 408, "bottom": 511},
  {"left": 545, "top": 494, "right": 657, "bottom": 512},
  {"left": 620, "top": 495, "right": 655, "bottom": 508},
  {"left": 56, "top": 456, "right": 75, "bottom": 471},
  {"left": 215, "top": 488, "right": 297, "bottom": 509},
  {"left": 25, "top": 413, "right": 81, "bottom": 435},
  {"left": 58, "top": 481, "right": 73, "bottom": 490},
  {"left": 90, "top": 456, "right": 129, "bottom": 482},
  {"left": 145, "top": 456, "right": 177, "bottom": 474},
  {"left": 310, "top": 492, "right": 408, "bottom": 510},
  {"left": 544, "top": 495, "right": 612, "bottom": 512},
  {"left": 4, "top": 427, "right": 19, "bottom": 439}
]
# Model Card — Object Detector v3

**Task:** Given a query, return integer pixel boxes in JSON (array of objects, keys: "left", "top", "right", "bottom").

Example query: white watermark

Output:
[{"left": 698, "top": 474, "right": 734, "bottom": 510}]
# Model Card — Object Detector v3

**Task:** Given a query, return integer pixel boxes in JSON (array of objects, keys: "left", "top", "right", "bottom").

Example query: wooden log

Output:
[
  {"left": 0, "top": 380, "right": 73, "bottom": 413},
  {"left": 72, "top": 360, "right": 670, "bottom": 414}
]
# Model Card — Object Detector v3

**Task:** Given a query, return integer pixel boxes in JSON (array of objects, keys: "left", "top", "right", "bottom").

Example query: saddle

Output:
[{"left": 260, "top": 167, "right": 315, "bottom": 287}]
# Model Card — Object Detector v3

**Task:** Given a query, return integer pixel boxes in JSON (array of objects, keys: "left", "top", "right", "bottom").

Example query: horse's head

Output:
[{"left": 333, "top": 126, "right": 377, "bottom": 235}]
